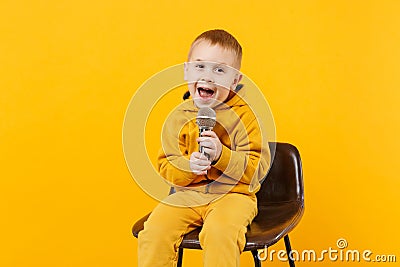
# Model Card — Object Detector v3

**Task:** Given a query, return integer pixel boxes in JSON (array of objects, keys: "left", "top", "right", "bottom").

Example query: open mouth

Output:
[{"left": 197, "top": 86, "right": 215, "bottom": 98}]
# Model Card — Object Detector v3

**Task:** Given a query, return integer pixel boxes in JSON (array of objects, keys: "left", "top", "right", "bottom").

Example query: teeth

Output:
[
  {"left": 198, "top": 87, "right": 215, "bottom": 97},
  {"left": 198, "top": 87, "right": 214, "bottom": 93}
]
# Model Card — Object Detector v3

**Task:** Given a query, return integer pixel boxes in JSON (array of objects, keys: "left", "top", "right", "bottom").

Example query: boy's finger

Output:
[
  {"left": 194, "top": 153, "right": 210, "bottom": 160},
  {"left": 193, "top": 161, "right": 211, "bottom": 167},
  {"left": 198, "top": 141, "right": 214, "bottom": 149},
  {"left": 193, "top": 164, "right": 210, "bottom": 172},
  {"left": 200, "top": 131, "right": 217, "bottom": 138},
  {"left": 191, "top": 156, "right": 211, "bottom": 164},
  {"left": 197, "top": 137, "right": 212, "bottom": 143},
  {"left": 192, "top": 152, "right": 205, "bottom": 158},
  {"left": 200, "top": 131, "right": 218, "bottom": 138}
]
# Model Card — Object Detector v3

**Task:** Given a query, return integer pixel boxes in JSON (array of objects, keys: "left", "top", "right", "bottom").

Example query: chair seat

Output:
[{"left": 132, "top": 200, "right": 304, "bottom": 251}]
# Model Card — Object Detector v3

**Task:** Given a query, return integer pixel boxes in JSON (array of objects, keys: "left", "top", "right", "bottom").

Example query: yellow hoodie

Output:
[{"left": 157, "top": 89, "right": 271, "bottom": 196}]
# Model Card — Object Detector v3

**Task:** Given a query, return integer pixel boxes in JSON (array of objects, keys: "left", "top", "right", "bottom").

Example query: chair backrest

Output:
[{"left": 256, "top": 142, "right": 304, "bottom": 205}]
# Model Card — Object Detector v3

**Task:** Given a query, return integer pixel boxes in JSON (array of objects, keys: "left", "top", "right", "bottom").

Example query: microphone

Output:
[{"left": 196, "top": 107, "right": 216, "bottom": 159}]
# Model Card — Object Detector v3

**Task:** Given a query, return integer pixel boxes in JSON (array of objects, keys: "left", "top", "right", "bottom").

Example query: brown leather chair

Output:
[{"left": 132, "top": 142, "right": 304, "bottom": 267}]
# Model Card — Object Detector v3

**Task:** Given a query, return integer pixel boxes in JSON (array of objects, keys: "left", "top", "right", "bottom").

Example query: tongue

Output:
[{"left": 199, "top": 88, "right": 214, "bottom": 97}]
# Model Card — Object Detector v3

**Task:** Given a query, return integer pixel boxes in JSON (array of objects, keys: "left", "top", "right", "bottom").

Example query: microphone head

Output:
[{"left": 196, "top": 107, "right": 216, "bottom": 129}]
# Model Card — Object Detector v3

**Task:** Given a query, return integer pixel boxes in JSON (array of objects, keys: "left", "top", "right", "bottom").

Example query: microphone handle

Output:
[{"left": 199, "top": 126, "right": 213, "bottom": 159}]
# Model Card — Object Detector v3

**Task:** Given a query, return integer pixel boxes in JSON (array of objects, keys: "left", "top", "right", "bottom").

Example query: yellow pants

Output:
[{"left": 138, "top": 191, "right": 257, "bottom": 267}]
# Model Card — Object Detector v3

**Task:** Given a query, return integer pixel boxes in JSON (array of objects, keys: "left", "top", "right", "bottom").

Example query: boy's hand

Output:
[
  {"left": 190, "top": 152, "right": 211, "bottom": 175},
  {"left": 197, "top": 131, "right": 222, "bottom": 162}
]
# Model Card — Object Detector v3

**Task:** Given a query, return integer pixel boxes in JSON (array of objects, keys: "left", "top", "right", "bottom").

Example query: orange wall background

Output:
[{"left": 1, "top": 1, "right": 399, "bottom": 266}]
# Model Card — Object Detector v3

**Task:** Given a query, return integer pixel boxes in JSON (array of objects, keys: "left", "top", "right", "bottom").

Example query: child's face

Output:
[{"left": 184, "top": 41, "right": 242, "bottom": 108}]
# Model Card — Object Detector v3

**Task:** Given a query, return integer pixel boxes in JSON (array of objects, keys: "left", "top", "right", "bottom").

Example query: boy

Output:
[{"left": 138, "top": 29, "right": 270, "bottom": 267}]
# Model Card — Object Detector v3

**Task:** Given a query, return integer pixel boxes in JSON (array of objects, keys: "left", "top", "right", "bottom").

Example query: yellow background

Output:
[{"left": 1, "top": 0, "right": 399, "bottom": 266}]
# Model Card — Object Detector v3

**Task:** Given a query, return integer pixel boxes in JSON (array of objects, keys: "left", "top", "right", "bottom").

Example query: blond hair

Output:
[{"left": 188, "top": 29, "right": 242, "bottom": 68}]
